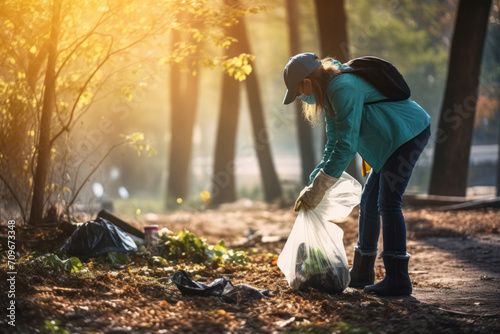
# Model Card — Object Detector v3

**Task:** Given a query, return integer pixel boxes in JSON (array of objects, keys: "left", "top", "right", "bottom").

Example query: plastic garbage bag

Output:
[
  {"left": 277, "top": 172, "right": 362, "bottom": 294},
  {"left": 59, "top": 217, "right": 138, "bottom": 258},
  {"left": 171, "top": 270, "right": 269, "bottom": 303}
]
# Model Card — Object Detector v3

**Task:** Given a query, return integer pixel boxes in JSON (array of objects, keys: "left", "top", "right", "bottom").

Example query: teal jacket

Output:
[{"left": 309, "top": 63, "right": 431, "bottom": 183}]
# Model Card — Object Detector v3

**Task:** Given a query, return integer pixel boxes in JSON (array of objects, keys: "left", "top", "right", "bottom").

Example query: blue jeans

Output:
[{"left": 357, "top": 126, "right": 431, "bottom": 255}]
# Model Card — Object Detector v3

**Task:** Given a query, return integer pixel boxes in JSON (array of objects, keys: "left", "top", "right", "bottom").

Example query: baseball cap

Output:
[{"left": 282, "top": 52, "right": 322, "bottom": 104}]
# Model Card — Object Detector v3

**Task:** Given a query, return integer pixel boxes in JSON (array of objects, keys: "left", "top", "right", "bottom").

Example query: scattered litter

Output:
[
  {"left": 409, "top": 270, "right": 429, "bottom": 275},
  {"left": 144, "top": 225, "right": 159, "bottom": 248},
  {"left": 98, "top": 210, "right": 145, "bottom": 239},
  {"left": 59, "top": 217, "right": 137, "bottom": 258},
  {"left": 276, "top": 316, "right": 296, "bottom": 327},
  {"left": 171, "top": 270, "right": 269, "bottom": 303}
]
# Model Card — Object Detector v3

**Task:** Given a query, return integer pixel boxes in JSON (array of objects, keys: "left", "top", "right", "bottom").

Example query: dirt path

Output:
[{"left": 407, "top": 234, "right": 500, "bottom": 316}]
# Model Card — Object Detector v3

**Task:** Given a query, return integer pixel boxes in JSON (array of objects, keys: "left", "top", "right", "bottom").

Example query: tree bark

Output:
[
  {"left": 314, "top": 0, "right": 349, "bottom": 62},
  {"left": 314, "top": 0, "right": 359, "bottom": 181},
  {"left": 429, "top": 0, "right": 492, "bottom": 197},
  {"left": 232, "top": 18, "right": 282, "bottom": 203},
  {"left": 497, "top": 106, "right": 500, "bottom": 197},
  {"left": 286, "top": 0, "right": 316, "bottom": 186},
  {"left": 166, "top": 30, "right": 200, "bottom": 209},
  {"left": 29, "top": 0, "right": 62, "bottom": 225},
  {"left": 210, "top": 2, "right": 242, "bottom": 207}
]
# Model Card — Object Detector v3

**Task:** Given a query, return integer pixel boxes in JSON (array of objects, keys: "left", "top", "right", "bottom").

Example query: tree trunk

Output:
[
  {"left": 29, "top": 0, "right": 62, "bottom": 225},
  {"left": 314, "top": 0, "right": 359, "bottom": 181},
  {"left": 210, "top": 2, "right": 242, "bottom": 207},
  {"left": 233, "top": 17, "right": 282, "bottom": 203},
  {"left": 428, "top": 0, "right": 492, "bottom": 197},
  {"left": 286, "top": 0, "right": 316, "bottom": 186},
  {"left": 497, "top": 107, "right": 500, "bottom": 197},
  {"left": 166, "top": 30, "right": 200, "bottom": 209},
  {"left": 314, "top": 0, "right": 349, "bottom": 62}
]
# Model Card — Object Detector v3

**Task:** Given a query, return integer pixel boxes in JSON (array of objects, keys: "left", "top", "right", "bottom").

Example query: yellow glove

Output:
[
  {"left": 294, "top": 169, "right": 338, "bottom": 212},
  {"left": 361, "top": 158, "right": 372, "bottom": 177}
]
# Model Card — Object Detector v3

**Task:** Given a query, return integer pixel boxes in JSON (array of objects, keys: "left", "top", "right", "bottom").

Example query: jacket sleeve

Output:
[
  {"left": 322, "top": 81, "right": 365, "bottom": 178},
  {"left": 308, "top": 114, "right": 337, "bottom": 184}
]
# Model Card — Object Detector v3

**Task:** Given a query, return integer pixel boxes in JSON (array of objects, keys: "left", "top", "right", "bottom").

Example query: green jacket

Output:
[{"left": 309, "top": 65, "right": 431, "bottom": 183}]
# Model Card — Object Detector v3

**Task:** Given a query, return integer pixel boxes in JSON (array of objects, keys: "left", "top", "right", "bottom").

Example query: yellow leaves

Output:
[
  {"left": 127, "top": 132, "right": 145, "bottom": 143},
  {"left": 29, "top": 46, "right": 37, "bottom": 54},
  {"left": 191, "top": 29, "right": 206, "bottom": 43},
  {"left": 158, "top": 56, "right": 169, "bottom": 65},
  {"left": 124, "top": 132, "right": 158, "bottom": 157},
  {"left": 123, "top": 5, "right": 137, "bottom": 15},
  {"left": 77, "top": 91, "right": 93, "bottom": 107},
  {"left": 125, "top": 91, "right": 133, "bottom": 102},
  {"left": 122, "top": 86, "right": 134, "bottom": 102},
  {"left": 4, "top": 19, "right": 14, "bottom": 30},
  {"left": 215, "top": 36, "right": 237, "bottom": 49},
  {"left": 222, "top": 53, "right": 255, "bottom": 81},
  {"left": 45, "top": 183, "right": 60, "bottom": 194},
  {"left": 200, "top": 190, "right": 210, "bottom": 204},
  {"left": 57, "top": 101, "right": 69, "bottom": 115}
]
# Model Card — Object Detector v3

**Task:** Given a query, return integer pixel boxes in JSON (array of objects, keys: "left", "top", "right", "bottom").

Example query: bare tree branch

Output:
[
  {"left": 0, "top": 174, "right": 26, "bottom": 223},
  {"left": 67, "top": 141, "right": 123, "bottom": 209}
]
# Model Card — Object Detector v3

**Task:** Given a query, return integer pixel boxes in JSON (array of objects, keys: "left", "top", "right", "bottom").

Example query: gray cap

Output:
[{"left": 282, "top": 52, "right": 322, "bottom": 104}]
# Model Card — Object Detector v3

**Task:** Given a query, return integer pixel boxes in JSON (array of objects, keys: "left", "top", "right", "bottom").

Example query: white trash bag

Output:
[{"left": 277, "top": 172, "right": 362, "bottom": 294}]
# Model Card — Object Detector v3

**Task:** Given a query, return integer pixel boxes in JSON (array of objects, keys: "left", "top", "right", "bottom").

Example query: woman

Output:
[{"left": 282, "top": 52, "right": 430, "bottom": 296}]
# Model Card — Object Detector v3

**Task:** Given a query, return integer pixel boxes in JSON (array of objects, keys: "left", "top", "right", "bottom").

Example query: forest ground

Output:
[{"left": 1, "top": 202, "right": 499, "bottom": 333}]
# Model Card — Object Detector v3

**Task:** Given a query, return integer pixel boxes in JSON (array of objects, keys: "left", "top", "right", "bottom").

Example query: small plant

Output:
[
  {"left": 40, "top": 319, "right": 69, "bottom": 334},
  {"left": 36, "top": 254, "right": 84, "bottom": 273},
  {"left": 99, "top": 252, "right": 132, "bottom": 268},
  {"left": 157, "top": 229, "right": 249, "bottom": 266}
]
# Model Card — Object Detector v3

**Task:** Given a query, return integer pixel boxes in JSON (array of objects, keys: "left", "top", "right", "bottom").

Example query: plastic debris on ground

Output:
[
  {"left": 171, "top": 270, "right": 270, "bottom": 303},
  {"left": 277, "top": 172, "right": 362, "bottom": 294},
  {"left": 59, "top": 217, "right": 138, "bottom": 258}
]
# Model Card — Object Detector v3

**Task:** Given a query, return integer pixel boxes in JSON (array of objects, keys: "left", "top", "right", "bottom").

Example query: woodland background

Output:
[{"left": 0, "top": 0, "right": 499, "bottom": 224}]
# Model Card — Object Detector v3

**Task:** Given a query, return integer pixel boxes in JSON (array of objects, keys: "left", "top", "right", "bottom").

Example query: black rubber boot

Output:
[
  {"left": 348, "top": 247, "right": 376, "bottom": 289},
  {"left": 363, "top": 253, "right": 412, "bottom": 296}
]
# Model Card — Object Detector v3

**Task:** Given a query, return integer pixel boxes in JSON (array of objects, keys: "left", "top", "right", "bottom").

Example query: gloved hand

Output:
[{"left": 294, "top": 169, "right": 338, "bottom": 212}]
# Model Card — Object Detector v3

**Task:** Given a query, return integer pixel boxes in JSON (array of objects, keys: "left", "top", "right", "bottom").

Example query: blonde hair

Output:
[{"left": 302, "top": 58, "right": 342, "bottom": 124}]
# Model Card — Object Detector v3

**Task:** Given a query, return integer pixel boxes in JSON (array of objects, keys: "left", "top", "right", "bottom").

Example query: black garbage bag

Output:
[
  {"left": 59, "top": 217, "right": 138, "bottom": 258},
  {"left": 171, "top": 270, "right": 269, "bottom": 303}
]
